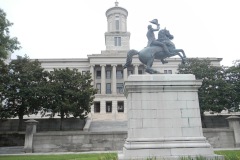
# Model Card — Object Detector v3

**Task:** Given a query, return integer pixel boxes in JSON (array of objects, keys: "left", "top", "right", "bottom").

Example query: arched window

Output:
[{"left": 115, "top": 16, "right": 119, "bottom": 31}]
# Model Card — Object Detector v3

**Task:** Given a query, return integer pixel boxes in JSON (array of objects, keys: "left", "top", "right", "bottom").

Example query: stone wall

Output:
[
  {"left": 33, "top": 131, "right": 127, "bottom": 152},
  {"left": 0, "top": 128, "right": 237, "bottom": 150},
  {"left": 0, "top": 118, "right": 85, "bottom": 132},
  {"left": 203, "top": 128, "right": 235, "bottom": 148},
  {"left": 0, "top": 132, "right": 25, "bottom": 147},
  {"left": 0, "top": 115, "right": 236, "bottom": 132},
  {"left": 202, "top": 115, "right": 232, "bottom": 128},
  {"left": 31, "top": 129, "right": 235, "bottom": 153}
]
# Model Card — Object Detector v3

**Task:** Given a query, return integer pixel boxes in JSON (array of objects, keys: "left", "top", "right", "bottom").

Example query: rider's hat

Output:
[{"left": 149, "top": 19, "right": 159, "bottom": 25}]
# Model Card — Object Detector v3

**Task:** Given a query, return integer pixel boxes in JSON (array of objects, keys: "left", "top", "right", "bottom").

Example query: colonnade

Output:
[
  {"left": 89, "top": 64, "right": 140, "bottom": 94},
  {"left": 89, "top": 64, "right": 140, "bottom": 115}
]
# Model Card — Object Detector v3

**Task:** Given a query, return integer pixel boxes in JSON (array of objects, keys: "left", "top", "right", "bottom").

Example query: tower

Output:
[{"left": 105, "top": 1, "right": 130, "bottom": 51}]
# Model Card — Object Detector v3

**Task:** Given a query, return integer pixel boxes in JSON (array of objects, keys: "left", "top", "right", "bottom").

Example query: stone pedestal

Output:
[
  {"left": 226, "top": 116, "right": 240, "bottom": 147},
  {"left": 118, "top": 74, "right": 223, "bottom": 160},
  {"left": 24, "top": 119, "right": 38, "bottom": 153}
]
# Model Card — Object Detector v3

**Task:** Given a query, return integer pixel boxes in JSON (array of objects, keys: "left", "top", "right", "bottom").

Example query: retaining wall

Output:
[
  {"left": 0, "top": 132, "right": 25, "bottom": 147},
  {"left": 202, "top": 115, "right": 232, "bottom": 128},
  {"left": 33, "top": 131, "right": 127, "bottom": 152},
  {"left": 0, "top": 128, "right": 237, "bottom": 150},
  {"left": 203, "top": 128, "right": 235, "bottom": 148},
  {"left": 0, "top": 118, "right": 85, "bottom": 132},
  {"left": 32, "top": 128, "right": 235, "bottom": 152}
]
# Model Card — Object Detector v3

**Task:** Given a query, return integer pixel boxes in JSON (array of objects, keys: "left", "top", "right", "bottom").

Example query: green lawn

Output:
[
  {"left": 0, "top": 153, "right": 117, "bottom": 160},
  {"left": 0, "top": 151, "right": 240, "bottom": 160},
  {"left": 215, "top": 150, "right": 240, "bottom": 160}
]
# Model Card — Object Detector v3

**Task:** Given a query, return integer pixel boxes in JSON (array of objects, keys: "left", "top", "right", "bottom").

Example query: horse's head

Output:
[{"left": 158, "top": 28, "right": 174, "bottom": 40}]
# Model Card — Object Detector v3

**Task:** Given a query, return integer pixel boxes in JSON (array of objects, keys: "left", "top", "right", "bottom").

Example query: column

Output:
[
  {"left": 123, "top": 66, "right": 128, "bottom": 81},
  {"left": 112, "top": 64, "right": 117, "bottom": 94},
  {"left": 89, "top": 65, "right": 94, "bottom": 85},
  {"left": 124, "top": 100, "right": 127, "bottom": 113},
  {"left": 100, "top": 100, "right": 106, "bottom": 114},
  {"left": 134, "top": 64, "right": 138, "bottom": 75},
  {"left": 112, "top": 100, "right": 118, "bottom": 118},
  {"left": 90, "top": 104, "right": 94, "bottom": 114},
  {"left": 100, "top": 64, "right": 106, "bottom": 94},
  {"left": 24, "top": 119, "right": 38, "bottom": 153},
  {"left": 90, "top": 65, "right": 95, "bottom": 115},
  {"left": 226, "top": 116, "right": 240, "bottom": 147}
]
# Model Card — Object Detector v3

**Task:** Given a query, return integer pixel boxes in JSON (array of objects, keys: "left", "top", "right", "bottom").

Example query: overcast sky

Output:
[{"left": 0, "top": 0, "right": 239, "bottom": 66}]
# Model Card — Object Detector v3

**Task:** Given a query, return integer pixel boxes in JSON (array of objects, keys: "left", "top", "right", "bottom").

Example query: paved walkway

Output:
[
  {"left": 0, "top": 146, "right": 240, "bottom": 156},
  {"left": 0, "top": 146, "right": 119, "bottom": 155}
]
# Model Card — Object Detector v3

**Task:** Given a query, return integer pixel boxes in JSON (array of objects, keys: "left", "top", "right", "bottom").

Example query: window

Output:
[
  {"left": 128, "top": 70, "right": 133, "bottom": 76},
  {"left": 164, "top": 70, "right": 172, "bottom": 74},
  {"left": 116, "top": 70, "right": 123, "bottom": 79},
  {"left": 117, "top": 101, "right": 124, "bottom": 112},
  {"left": 114, "top": 37, "right": 121, "bottom": 46},
  {"left": 138, "top": 70, "right": 143, "bottom": 74},
  {"left": 115, "top": 16, "right": 119, "bottom": 30},
  {"left": 96, "top": 70, "right": 101, "bottom": 79},
  {"left": 117, "top": 83, "right": 124, "bottom": 94},
  {"left": 96, "top": 83, "right": 101, "bottom": 94},
  {"left": 106, "top": 101, "right": 112, "bottom": 113},
  {"left": 106, "top": 70, "right": 111, "bottom": 79},
  {"left": 94, "top": 102, "right": 100, "bottom": 113},
  {"left": 106, "top": 83, "right": 111, "bottom": 94}
]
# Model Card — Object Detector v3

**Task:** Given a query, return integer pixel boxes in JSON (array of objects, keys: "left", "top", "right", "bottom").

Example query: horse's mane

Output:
[{"left": 157, "top": 29, "right": 169, "bottom": 42}]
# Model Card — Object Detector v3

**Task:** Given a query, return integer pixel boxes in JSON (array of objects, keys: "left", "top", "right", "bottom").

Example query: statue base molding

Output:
[{"left": 118, "top": 74, "right": 224, "bottom": 160}]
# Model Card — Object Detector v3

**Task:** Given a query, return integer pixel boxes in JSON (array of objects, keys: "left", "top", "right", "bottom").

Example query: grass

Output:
[
  {"left": 0, "top": 150, "right": 240, "bottom": 160},
  {"left": 215, "top": 150, "right": 240, "bottom": 160},
  {"left": 0, "top": 153, "right": 117, "bottom": 160}
]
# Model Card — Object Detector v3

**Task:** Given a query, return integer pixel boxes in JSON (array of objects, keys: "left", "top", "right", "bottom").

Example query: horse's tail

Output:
[{"left": 123, "top": 49, "right": 139, "bottom": 69}]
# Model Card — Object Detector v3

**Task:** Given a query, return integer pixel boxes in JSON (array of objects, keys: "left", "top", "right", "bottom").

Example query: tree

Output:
[
  {"left": 0, "top": 8, "right": 21, "bottom": 119},
  {"left": 0, "top": 55, "right": 49, "bottom": 131},
  {"left": 178, "top": 58, "right": 234, "bottom": 114},
  {"left": 225, "top": 60, "right": 240, "bottom": 112},
  {"left": 0, "top": 8, "right": 21, "bottom": 60},
  {"left": 0, "top": 59, "right": 9, "bottom": 118},
  {"left": 43, "top": 68, "right": 97, "bottom": 130}
]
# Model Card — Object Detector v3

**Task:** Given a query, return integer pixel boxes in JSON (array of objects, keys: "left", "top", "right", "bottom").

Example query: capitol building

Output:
[{"left": 35, "top": 2, "right": 221, "bottom": 120}]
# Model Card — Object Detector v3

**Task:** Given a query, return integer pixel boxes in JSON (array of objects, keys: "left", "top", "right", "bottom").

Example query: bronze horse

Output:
[{"left": 123, "top": 29, "right": 186, "bottom": 74}]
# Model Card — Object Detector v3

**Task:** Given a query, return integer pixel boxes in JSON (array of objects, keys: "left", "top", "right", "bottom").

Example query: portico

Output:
[{"left": 89, "top": 60, "right": 142, "bottom": 118}]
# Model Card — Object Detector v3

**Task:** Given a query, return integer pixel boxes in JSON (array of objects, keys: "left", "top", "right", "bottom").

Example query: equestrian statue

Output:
[{"left": 123, "top": 19, "right": 186, "bottom": 74}]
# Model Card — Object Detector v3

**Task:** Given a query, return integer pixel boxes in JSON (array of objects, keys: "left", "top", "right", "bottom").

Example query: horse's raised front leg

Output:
[
  {"left": 174, "top": 52, "right": 186, "bottom": 64},
  {"left": 175, "top": 49, "right": 186, "bottom": 58}
]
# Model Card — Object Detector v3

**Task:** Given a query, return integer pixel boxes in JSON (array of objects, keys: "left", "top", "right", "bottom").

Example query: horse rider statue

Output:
[
  {"left": 123, "top": 19, "right": 186, "bottom": 74},
  {"left": 146, "top": 19, "right": 172, "bottom": 57}
]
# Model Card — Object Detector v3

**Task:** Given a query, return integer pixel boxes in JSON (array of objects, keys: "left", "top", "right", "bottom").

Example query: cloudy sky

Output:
[{"left": 0, "top": 0, "right": 239, "bottom": 66}]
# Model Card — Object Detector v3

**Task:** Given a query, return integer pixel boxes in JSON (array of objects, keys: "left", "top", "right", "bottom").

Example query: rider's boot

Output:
[
  {"left": 163, "top": 45, "right": 171, "bottom": 56},
  {"left": 161, "top": 59, "right": 168, "bottom": 64}
]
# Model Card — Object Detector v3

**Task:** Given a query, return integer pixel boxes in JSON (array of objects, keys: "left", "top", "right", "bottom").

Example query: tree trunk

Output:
[
  {"left": 18, "top": 113, "right": 24, "bottom": 131},
  {"left": 60, "top": 111, "right": 64, "bottom": 131},
  {"left": 201, "top": 110, "right": 206, "bottom": 128}
]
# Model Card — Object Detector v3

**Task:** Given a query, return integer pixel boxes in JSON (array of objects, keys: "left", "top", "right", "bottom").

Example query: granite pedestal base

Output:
[{"left": 118, "top": 74, "right": 224, "bottom": 160}]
